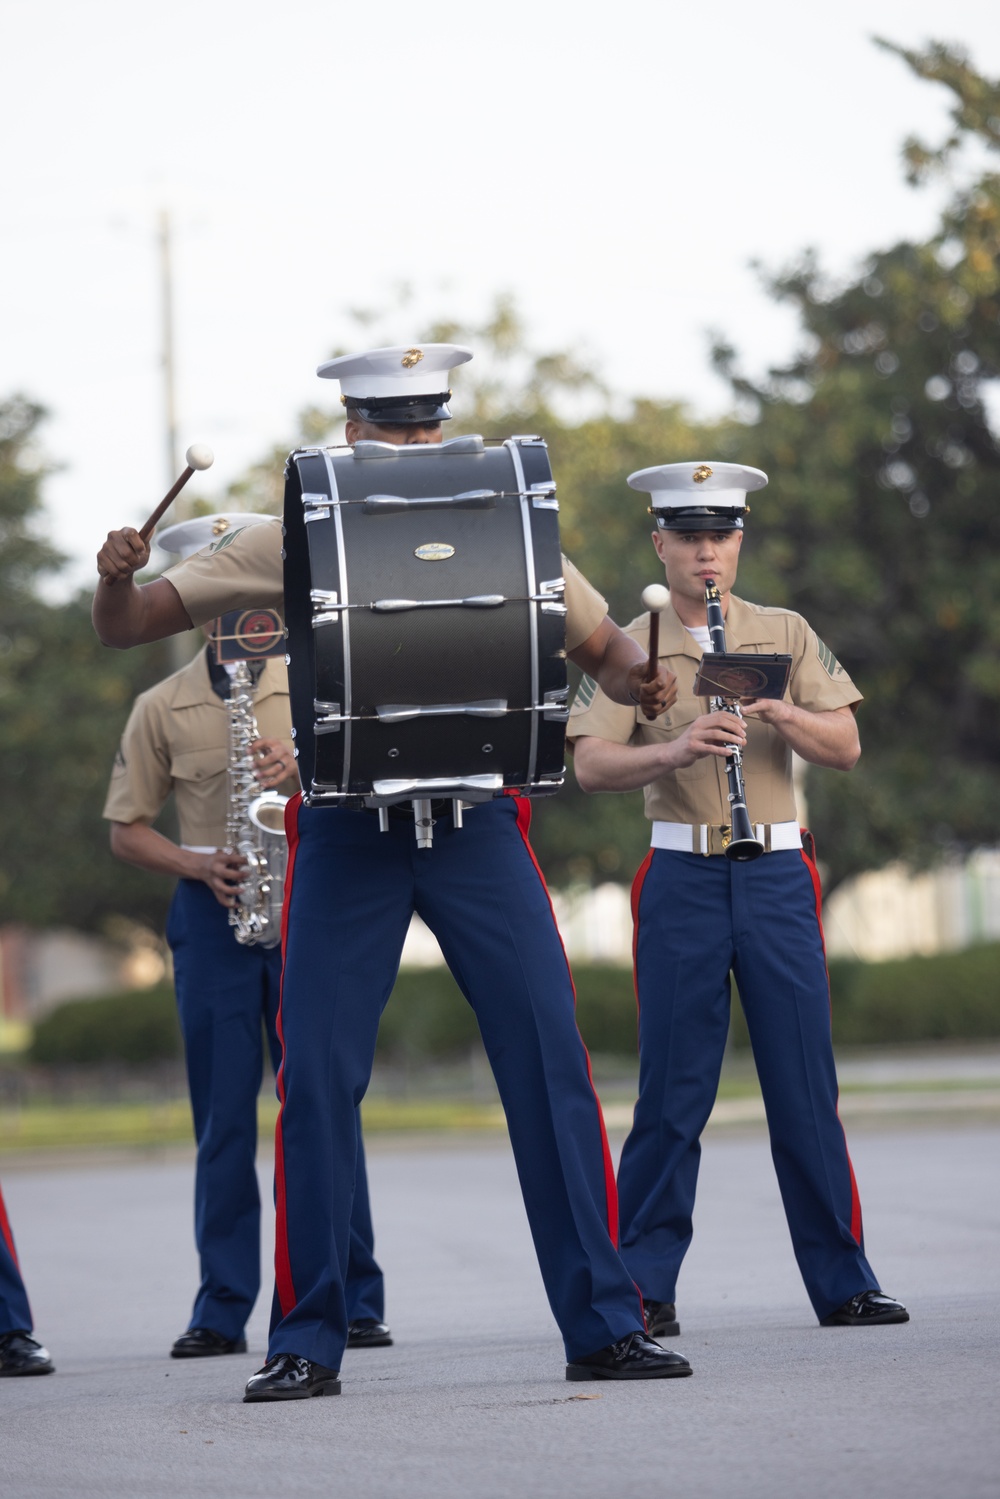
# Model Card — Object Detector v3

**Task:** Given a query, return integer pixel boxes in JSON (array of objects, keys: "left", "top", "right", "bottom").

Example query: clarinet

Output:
[{"left": 704, "top": 580, "right": 764, "bottom": 862}]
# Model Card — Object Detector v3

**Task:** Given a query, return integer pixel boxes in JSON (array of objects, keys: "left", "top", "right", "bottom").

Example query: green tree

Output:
[
  {"left": 711, "top": 40, "right": 1000, "bottom": 894},
  {"left": 0, "top": 397, "right": 173, "bottom": 932}
]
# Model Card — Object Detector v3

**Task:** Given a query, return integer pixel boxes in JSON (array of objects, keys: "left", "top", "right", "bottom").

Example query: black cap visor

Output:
[
  {"left": 345, "top": 392, "right": 452, "bottom": 424},
  {"left": 651, "top": 505, "right": 746, "bottom": 532}
]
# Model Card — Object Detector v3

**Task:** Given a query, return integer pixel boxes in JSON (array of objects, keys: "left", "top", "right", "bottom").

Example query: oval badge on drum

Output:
[{"left": 414, "top": 543, "right": 455, "bottom": 561}]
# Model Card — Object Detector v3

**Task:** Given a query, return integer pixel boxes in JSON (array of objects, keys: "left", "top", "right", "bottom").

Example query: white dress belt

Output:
[{"left": 651, "top": 820, "right": 802, "bottom": 855}]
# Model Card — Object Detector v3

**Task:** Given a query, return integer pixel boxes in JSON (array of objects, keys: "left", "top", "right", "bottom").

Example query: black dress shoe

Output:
[
  {"left": 566, "top": 1331, "right": 692, "bottom": 1381},
  {"left": 170, "top": 1327, "right": 248, "bottom": 1358},
  {"left": 243, "top": 1353, "right": 341, "bottom": 1402},
  {"left": 0, "top": 1330, "right": 55, "bottom": 1376},
  {"left": 643, "top": 1299, "right": 681, "bottom": 1338},
  {"left": 820, "top": 1291, "right": 909, "bottom": 1327},
  {"left": 347, "top": 1318, "right": 393, "bottom": 1349}
]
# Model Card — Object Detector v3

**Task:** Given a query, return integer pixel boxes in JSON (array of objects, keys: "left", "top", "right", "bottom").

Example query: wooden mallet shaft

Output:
[
  {"left": 138, "top": 443, "right": 214, "bottom": 542},
  {"left": 642, "top": 584, "right": 669, "bottom": 680}
]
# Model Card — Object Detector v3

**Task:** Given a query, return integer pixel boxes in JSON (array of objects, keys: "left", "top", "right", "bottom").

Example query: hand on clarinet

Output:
[
  {"left": 97, "top": 526, "right": 151, "bottom": 586},
  {"left": 740, "top": 697, "right": 790, "bottom": 727},
  {"left": 671, "top": 710, "right": 747, "bottom": 768}
]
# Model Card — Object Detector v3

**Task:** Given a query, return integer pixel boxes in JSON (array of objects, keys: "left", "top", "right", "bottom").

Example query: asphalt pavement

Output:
[{"left": 1, "top": 1119, "right": 998, "bottom": 1499}]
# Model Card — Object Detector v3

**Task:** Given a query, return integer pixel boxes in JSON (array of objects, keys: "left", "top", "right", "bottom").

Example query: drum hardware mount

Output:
[
  {"left": 302, "top": 493, "right": 331, "bottom": 523},
  {"left": 543, "top": 688, "right": 570, "bottom": 722},
  {"left": 310, "top": 588, "right": 340, "bottom": 624},
  {"left": 304, "top": 485, "right": 556, "bottom": 515},
  {"left": 312, "top": 699, "right": 563, "bottom": 732},
  {"left": 309, "top": 587, "right": 564, "bottom": 620},
  {"left": 366, "top": 774, "right": 505, "bottom": 849},
  {"left": 376, "top": 699, "right": 508, "bottom": 723},
  {"left": 413, "top": 799, "right": 436, "bottom": 848},
  {"left": 369, "top": 595, "right": 505, "bottom": 612},
  {"left": 376, "top": 797, "right": 464, "bottom": 844},
  {"left": 362, "top": 489, "right": 498, "bottom": 513},
  {"left": 353, "top": 434, "right": 488, "bottom": 460}
]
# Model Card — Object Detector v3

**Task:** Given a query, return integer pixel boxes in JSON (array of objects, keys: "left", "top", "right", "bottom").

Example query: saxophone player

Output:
[
  {"left": 103, "top": 512, "right": 391, "bottom": 1360},
  {"left": 569, "top": 462, "right": 909, "bottom": 1335}
]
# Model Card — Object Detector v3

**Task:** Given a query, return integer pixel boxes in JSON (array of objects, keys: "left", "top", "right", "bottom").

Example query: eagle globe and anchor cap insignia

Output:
[
  {"left": 401, "top": 348, "right": 424, "bottom": 368},
  {"left": 414, "top": 542, "right": 455, "bottom": 561},
  {"left": 692, "top": 465, "right": 713, "bottom": 483}
]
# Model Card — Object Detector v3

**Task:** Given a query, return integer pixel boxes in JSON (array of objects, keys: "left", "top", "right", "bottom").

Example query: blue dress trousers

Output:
[
  {"left": 268, "top": 793, "right": 646, "bottom": 1371},
  {"left": 167, "top": 878, "right": 384, "bottom": 1341},
  {"left": 617, "top": 844, "right": 880, "bottom": 1321},
  {"left": 0, "top": 1183, "right": 34, "bottom": 1335}
]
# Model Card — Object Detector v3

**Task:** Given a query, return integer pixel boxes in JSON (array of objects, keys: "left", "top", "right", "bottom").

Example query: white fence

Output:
[{"left": 403, "top": 850, "right": 1000, "bottom": 968}]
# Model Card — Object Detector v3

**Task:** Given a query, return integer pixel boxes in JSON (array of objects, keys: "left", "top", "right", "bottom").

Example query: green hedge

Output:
[
  {"left": 25, "top": 943, "right": 1000, "bottom": 1067},
  {"left": 729, "top": 943, "right": 1000, "bottom": 1049},
  {"left": 29, "top": 986, "right": 182, "bottom": 1065},
  {"left": 830, "top": 943, "right": 1000, "bottom": 1045},
  {"left": 375, "top": 965, "right": 642, "bottom": 1061}
]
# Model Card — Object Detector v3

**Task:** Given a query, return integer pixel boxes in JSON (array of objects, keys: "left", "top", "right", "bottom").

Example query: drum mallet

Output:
[
  {"left": 641, "top": 583, "right": 670, "bottom": 680},
  {"left": 138, "top": 443, "right": 215, "bottom": 542}
]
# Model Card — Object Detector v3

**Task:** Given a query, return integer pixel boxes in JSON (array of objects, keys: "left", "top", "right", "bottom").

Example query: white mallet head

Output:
[
  {"left": 185, "top": 443, "right": 214, "bottom": 471},
  {"left": 642, "top": 584, "right": 670, "bottom": 612}
]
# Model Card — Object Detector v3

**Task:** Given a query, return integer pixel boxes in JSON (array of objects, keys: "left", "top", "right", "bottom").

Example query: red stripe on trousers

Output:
[
  {"left": 0, "top": 1183, "right": 20, "bottom": 1268},
  {"left": 272, "top": 791, "right": 303, "bottom": 1318},
  {"left": 630, "top": 852, "right": 654, "bottom": 1024},
  {"left": 511, "top": 794, "right": 620, "bottom": 1244},
  {"left": 629, "top": 850, "right": 656, "bottom": 1331},
  {"left": 799, "top": 839, "right": 864, "bottom": 1246}
]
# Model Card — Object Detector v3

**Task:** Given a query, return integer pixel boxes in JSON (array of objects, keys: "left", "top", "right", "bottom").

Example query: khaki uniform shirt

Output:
[
  {"left": 164, "top": 521, "right": 608, "bottom": 654},
  {"left": 567, "top": 595, "right": 862, "bottom": 827},
  {"left": 102, "top": 647, "right": 299, "bottom": 849}
]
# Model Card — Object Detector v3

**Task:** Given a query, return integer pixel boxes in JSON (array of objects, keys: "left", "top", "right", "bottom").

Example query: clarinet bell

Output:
[{"left": 721, "top": 819, "right": 765, "bottom": 862}]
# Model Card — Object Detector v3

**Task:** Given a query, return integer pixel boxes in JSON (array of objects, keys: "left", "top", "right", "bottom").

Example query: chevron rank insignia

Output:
[
  {"left": 574, "top": 674, "right": 599, "bottom": 710},
  {"left": 207, "top": 527, "right": 247, "bottom": 555},
  {"left": 816, "top": 638, "right": 846, "bottom": 678}
]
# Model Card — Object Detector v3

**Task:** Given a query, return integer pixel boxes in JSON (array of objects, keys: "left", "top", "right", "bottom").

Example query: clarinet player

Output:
[
  {"left": 103, "top": 513, "right": 391, "bottom": 1360},
  {"left": 569, "top": 461, "right": 909, "bottom": 1335}
]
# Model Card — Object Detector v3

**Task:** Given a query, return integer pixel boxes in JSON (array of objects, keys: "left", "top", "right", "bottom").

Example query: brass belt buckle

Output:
[{"left": 719, "top": 824, "right": 731, "bottom": 855}]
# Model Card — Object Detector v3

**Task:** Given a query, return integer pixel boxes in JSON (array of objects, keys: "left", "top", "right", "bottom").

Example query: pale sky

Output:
[{"left": 3, "top": 0, "right": 998, "bottom": 596}]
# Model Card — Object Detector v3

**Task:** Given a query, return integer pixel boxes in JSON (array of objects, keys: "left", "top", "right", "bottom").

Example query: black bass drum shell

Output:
[{"left": 282, "top": 436, "right": 567, "bottom": 804}]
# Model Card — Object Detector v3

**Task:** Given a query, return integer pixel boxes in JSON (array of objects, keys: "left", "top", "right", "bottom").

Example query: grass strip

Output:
[{"left": 2, "top": 1073, "right": 997, "bottom": 1154}]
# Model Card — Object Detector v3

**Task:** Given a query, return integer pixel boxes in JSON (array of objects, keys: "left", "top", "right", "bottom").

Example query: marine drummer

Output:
[
  {"left": 92, "top": 344, "right": 691, "bottom": 1400},
  {"left": 568, "top": 461, "right": 909, "bottom": 1335}
]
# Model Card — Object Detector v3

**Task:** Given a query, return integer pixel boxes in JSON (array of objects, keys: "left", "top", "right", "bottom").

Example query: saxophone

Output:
[{"left": 225, "top": 660, "right": 289, "bottom": 947}]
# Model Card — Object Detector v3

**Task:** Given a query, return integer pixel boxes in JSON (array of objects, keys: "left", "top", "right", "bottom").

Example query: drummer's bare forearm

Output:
[
  {"left": 570, "top": 618, "right": 637, "bottom": 704},
  {"left": 571, "top": 620, "right": 676, "bottom": 720},
  {"left": 92, "top": 577, "right": 193, "bottom": 647}
]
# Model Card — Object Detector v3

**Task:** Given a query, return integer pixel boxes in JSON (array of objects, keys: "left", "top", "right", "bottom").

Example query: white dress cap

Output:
[
  {"left": 629, "top": 461, "right": 767, "bottom": 530},
  {"left": 156, "top": 512, "right": 275, "bottom": 561},
  {"left": 628, "top": 461, "right": 768, "bottom": 510},
  {"left": 316, "top": 343, "right": 473, "bottom": 397}
]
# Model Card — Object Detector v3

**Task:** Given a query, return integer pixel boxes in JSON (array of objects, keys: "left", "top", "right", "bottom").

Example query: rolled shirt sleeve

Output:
[{"left": 164, "top": 520, "right": 284, "bottom": 627}]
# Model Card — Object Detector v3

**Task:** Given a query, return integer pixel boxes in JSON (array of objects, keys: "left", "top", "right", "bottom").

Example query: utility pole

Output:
[
  {"left": 159, "top": 207, "right": 180, "bottom": 485},
  {"left": 158, "top": 207, "right": 196, "bottom": 669}
]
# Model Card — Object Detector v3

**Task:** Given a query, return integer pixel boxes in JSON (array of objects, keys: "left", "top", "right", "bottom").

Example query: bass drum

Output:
[{"left": 282, "top": 434, "right": 568, "bottom": 808}]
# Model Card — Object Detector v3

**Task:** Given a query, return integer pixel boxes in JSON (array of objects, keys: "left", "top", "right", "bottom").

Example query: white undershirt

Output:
[{"left": 684, "top": 625, "right": 712, "bottom": 650}]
